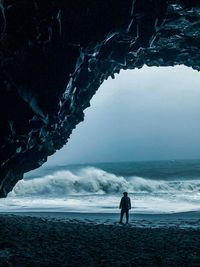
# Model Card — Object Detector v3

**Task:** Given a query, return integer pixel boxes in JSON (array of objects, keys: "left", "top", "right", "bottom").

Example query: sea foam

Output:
[{"left": 9, "top": 167, "right": 200, "bottom": 197}]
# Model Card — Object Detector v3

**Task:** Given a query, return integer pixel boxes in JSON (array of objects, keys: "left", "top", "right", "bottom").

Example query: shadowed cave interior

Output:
[{"left": 0, "top": 0, "right": 200, "bottom": 197}]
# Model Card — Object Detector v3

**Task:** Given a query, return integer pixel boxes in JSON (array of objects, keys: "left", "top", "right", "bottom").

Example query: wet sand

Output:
[
  {"left": 6, "top": 211, "right": 200, "bottom": 229},
  {"left": 0, "top": 212, "right": 200, "bottom": 266}
]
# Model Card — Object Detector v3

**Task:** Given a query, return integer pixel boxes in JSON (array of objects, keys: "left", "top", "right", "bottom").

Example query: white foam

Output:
[
  {"left": 1, "top": 167, "right": 199, "bottom": 213},
  {"left": 9, "top": 167, "right": 200, "bottom": 197}
]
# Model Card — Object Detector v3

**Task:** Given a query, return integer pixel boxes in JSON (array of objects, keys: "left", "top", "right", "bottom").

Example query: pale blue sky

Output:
[{"left": 46, "top": 65, "right": 200, "bottom": 165}]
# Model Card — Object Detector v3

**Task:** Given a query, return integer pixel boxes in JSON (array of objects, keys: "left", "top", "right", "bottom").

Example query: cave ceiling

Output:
[{"left": 0, "top": 0, "right": 200, "bottom": 197}]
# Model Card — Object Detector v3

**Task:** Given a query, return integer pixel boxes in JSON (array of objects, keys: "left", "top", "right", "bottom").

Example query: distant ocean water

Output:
[{"left": 0, "top": 160, "right": 200, "bottom": 214}]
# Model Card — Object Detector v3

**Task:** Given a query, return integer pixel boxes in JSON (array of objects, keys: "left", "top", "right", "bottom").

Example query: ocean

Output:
[{"left": 0, "top": 160, "right": 200, "bottom": 214}]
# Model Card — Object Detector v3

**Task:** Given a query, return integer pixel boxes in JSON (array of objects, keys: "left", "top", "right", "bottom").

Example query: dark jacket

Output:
[{"left": 119, "top": 196, "right": 131, "bottom": 210}]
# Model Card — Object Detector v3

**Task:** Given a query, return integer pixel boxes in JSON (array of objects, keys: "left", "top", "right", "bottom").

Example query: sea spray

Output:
[
  {"left": 9, "top": 167, "right": 200, "bottom": 197},
  {"left": 1, "top": 161, "right": 200, "bottom": 213}
]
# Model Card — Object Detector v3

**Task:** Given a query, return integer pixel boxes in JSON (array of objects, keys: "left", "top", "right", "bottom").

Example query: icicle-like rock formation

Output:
[{"left": 0, "top": 0, "right": 200, "bottom": 197}]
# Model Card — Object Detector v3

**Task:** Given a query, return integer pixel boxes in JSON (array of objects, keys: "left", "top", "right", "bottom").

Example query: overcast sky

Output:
[{"left": 46, "top": 65, "right": 200, "bottom": 165}]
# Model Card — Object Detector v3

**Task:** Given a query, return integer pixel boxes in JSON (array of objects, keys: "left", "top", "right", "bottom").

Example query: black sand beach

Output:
[{"left": 0, "top": 213, "right": 200, "bottom": 267}]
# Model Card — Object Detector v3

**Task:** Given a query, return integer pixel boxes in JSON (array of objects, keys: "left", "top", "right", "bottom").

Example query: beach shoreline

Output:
[
  {"left": 1, "top": 210, "right": 199, "bottom": 229},
  {"left": 0, "top": 212, "right": 199, "bottom": 266}
]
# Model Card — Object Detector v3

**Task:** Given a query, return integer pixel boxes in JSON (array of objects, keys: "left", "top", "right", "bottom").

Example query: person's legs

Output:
[
  {"left": 120, "top": 210, "right": 125, "bottom": 223},
  {"left": 125, "top": 209, "right": 129, "bottom": 223}
]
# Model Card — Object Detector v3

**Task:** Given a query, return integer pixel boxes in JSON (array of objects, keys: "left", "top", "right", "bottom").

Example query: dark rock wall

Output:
[{"left": 0, "top": 0, "right": 200, "bottom": 197}]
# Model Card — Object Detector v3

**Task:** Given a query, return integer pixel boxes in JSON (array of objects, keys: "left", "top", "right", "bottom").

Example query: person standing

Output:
[{"left": 119, "top": 192, "right": 131, "bottom": 224}]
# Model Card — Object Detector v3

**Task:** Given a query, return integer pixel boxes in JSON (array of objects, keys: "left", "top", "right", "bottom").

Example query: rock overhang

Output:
[{"left": 0, "top": 0, "right": 200, "bottom": 197}]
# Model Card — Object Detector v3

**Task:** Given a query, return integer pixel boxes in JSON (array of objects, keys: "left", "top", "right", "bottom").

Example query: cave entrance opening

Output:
[
  {"left": 48, "top": 64, "right": 200, "bottom": 164},
  {"left": 1, "top": 65, "right": 200, "bottom": 215}
]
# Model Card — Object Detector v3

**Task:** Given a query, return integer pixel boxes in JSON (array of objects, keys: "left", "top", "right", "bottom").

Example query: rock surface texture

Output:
[{"left": 0, "top": 0, "right": 200, "bottom": 197}]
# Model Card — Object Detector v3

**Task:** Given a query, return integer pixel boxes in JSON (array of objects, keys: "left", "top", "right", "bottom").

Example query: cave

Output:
[{"left": 0, "top": 0, "right": 200, "bottom": 197}]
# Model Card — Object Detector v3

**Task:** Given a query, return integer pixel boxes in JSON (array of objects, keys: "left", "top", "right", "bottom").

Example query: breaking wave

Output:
[{"left": 9, "top": 167, "right": 200, "bottom": 197}]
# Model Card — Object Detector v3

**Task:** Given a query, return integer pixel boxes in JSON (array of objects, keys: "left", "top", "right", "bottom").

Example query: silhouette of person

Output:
[{"left": 119, "top": 192, "right": 131, "bottom": 224}]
